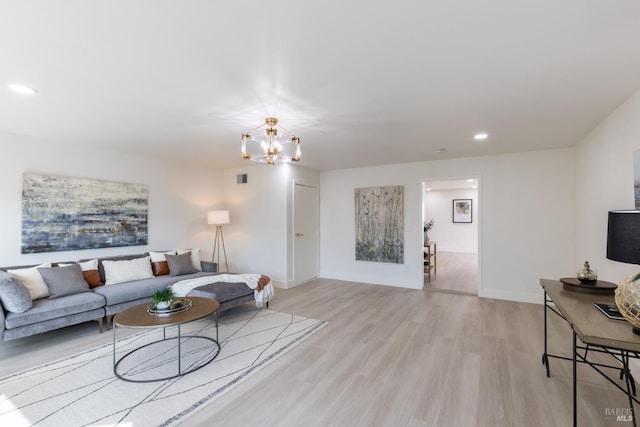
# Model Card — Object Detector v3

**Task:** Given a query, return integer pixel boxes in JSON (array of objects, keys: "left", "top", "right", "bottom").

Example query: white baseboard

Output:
[
  {"left": 320, "top": 271, "right": 423, "bottom": 290},
  {"left": 273, "top": 277, "right": 317, "bottom": 290},
  {"left": 479, "top": 288, "right": 543, "bottom": 305}
]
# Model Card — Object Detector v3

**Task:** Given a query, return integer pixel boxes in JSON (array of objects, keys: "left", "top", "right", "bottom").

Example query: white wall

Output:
[
  {"left": 221, "top": 163, "right": 319, "bottom": 288},
  {"left": 320, "top": 149, "right": 575, "bottom": 303},
  {"left": 573, "top": 88, "right": 640, "bottom": 283},
  {"left": 0, "top": 134, "right": 223, "bottom": 266},
  {"left": 424, "top": 188, "right": 478, "bottom": 253}
]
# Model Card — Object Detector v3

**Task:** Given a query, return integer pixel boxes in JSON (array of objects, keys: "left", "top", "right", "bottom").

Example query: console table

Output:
[
  {"left": 424, "top": 241, "right": 436, "bottom": 282},
  {"left": 540, "top": 279, "right": 640, "bottom": 426}
]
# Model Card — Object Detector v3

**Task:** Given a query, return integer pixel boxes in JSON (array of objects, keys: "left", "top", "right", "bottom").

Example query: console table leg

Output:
[
  {"left": 542, "top": 291, "right": 550, "bottom": 377},
  {"left": 622, "top": 352, "right": 637, "bottom": 427},
  {"left": 573, "top": 330, "right": 577, "bottom": 427}
]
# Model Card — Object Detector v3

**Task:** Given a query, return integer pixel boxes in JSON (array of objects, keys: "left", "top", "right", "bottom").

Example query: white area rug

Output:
[{"left": 0, "top": 306, "right": 326, "bottom": 426}]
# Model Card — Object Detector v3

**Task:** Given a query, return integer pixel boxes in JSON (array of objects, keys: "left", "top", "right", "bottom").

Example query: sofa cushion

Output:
[
  {"left": 149, "top": 251, "right": 175, "bottom": 276},
  {"left": 187, "top": 282, "right": 253, "bottom": 301},
  {"left": 38, "top": 264, "right": 90, "bottom": 299},
  {"left": 7, "top": 263, "right": 52, "bottom": 300},
  {"left": 77, "top": 259, "right": 104, "bottom": 288},
  {"left": 166, "top": 253, "right": 197, "bottom": 276},
  {"left": 103, "top": 256, "right": 154, "bottom": 285},
  {"left": 177, "top": 248, "right": 202, "bottom": 271},
  {"left": 93, "top": 276, "right": 178, "bottom": 306},
  {"left": 79, "top": 254, "right": 146, "bottom": 284},
  {"left": 4, "top": 292, "right": 105, "bottom": 329},
  {"left": 93, "top": 272, "right": 221, "bottom": 306},
  {"left": 0, "top": 271, "right": 33, "bottom": 313}
]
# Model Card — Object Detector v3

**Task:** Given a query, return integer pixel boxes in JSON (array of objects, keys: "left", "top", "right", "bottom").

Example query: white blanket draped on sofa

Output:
[{"left": 170, "top": 274, "right": 274, "bottom": 307}]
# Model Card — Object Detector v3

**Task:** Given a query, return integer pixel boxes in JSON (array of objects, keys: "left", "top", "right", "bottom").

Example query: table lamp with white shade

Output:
[
  {"left": 608, "top": 210, "right": 640, "bottom": 334},
  {"left": 207, "top": 210, "right": 230, "bottom": 272}
]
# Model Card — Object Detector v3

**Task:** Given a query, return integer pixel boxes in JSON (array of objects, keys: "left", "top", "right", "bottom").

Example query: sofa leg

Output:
[
  {"left": 106, "top": 315, "right": 114, "bottom": 331},
  {"left": 97, "top": 317, "right": 105, "bottom": 333},
  {"left": 266, "top": 301, "right": 269, "bottom": 309}
]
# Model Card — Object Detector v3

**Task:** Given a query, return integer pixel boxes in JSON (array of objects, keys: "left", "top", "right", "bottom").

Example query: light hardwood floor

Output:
[
  {"left": 1, "top": 280, "right": 636, "bottom": 426},
  {"left": 425, "top": 251, "right": 478, "bottom": 295}
]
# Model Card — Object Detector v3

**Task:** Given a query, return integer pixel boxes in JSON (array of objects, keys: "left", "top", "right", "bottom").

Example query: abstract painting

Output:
[
  {"left": 355, "top": 185, "right": 404, "bottom": 263},
  {"left": 22, "top": 174, "right": 148, "bottom": 253}
]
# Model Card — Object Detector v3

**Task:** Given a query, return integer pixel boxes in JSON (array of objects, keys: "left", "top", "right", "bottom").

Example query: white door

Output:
[{"left": 293, "top": 183, "right": 319, "bottom": 285}]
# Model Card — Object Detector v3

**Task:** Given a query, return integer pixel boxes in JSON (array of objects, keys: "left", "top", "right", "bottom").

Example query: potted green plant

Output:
[{"left": 151, "top": 287, "right": 175, "bottom": 309}]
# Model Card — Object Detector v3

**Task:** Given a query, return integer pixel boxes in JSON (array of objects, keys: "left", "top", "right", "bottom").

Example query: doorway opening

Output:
[{"left": 422, "top": 178, "right": 479, "bottom": 295}]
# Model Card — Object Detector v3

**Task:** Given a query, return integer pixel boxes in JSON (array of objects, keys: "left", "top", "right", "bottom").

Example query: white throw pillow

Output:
[
  {"left": 177, "top": 248, "right": 202, "bottom": 271},
  {"left": 59, "top": 259, "right": 99, "bottom": 271},
  {"left": 7, "top": 263, "right": 52, "bottom": 300},
  {"left": 103, "top": 257, "right": 154, "bottom": 285},
  {"left": 77, "top": 259, "right": 99, "bottom": 271},
  {"left": 149, "top": 250, "right": 176, "bottom": 262}
]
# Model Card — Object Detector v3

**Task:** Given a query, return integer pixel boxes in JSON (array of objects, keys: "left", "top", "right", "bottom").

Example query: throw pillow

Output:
[
  {"left": 103, "top": 256, "right": 154, "bottom": 285},
  {"left": 82, "top": 270, "right": 104, "bottom": 288},
  {"left": 7, "top": 263, "right": 52, "bottom": 300},
  {"left": 38, "top": 264, "right": 90, "bottom": 299},
  {"left": 76, "top": 259, "right": 103, "bottom": 288},
  {"left": 0, "top": 271, "right": 33, "bottom": 313},
  {"left": 149, "top": 251, "right": 175, "bottom": 276},
  {"left": 149, "top": 250, "right": 176, "bottom": 262},
  {"left": 151, "top": 261, "right": 170, "bottom": 276},
  {"left": 166, "top": 252, "right": 197, "bottom": 276},
  {"left": 177, "top": 248, "right": 202, "bottom": 271}
]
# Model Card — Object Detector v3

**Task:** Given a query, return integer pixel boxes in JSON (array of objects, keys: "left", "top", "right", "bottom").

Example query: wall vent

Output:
[{"left": 236, "top": 173, "right": 248, "bottom": 184}]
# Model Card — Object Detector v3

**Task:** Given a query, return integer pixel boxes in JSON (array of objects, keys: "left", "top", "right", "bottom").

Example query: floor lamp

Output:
[{"left": 207, "top": 210, "right": 230, "bottom": 272}]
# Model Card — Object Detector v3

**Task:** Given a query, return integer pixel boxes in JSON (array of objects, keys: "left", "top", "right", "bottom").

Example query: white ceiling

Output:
[{"left": 2, "top": 1, "right": 640, "bottom": 171}]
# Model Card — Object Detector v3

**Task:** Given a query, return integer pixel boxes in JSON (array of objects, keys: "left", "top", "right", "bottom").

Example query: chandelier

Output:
[{"left": 241, "top": 117, "right": 301, "bottom": 165}]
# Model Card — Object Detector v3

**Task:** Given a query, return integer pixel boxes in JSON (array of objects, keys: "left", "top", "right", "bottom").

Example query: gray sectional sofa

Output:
[{"left": 0, "top": 252, "right": 256, "bottom": 341}]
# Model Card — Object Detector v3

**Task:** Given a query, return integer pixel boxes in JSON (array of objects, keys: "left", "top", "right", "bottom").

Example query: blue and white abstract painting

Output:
[{"left": 22, "top": 174, "right": 148, "bottom": 253}]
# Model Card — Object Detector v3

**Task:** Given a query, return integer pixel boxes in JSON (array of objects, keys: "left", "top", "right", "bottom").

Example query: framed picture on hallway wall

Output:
[{"left": 452, "top": 199, "right": 472, "bottom": 223}]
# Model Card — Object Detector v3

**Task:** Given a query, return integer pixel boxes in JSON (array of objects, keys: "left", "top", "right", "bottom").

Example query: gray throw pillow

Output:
[
  {"left": 0, "top": 271, "right": 33, "bottom": 313},
  {"left": 166, "top": 252, "right": 197, "bottom": 276},
  {"left": 38, "top": 264, "right": 90, "bottom": 299}
]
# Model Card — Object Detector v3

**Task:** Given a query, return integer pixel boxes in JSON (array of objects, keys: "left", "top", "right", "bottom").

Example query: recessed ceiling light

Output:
[
  {"left": 8, "top": 83, "right": 37, "bottom": 95},
  {"left": 425, "top": 188, "right": 432, "bottom": 191},
  {"left": 474, "top": 132, "right": 488, "bottom": 141},
  {"left": 467, "top": 179, "right": 474, "bottom": 182},
  {"left": 436, "top": 148, "right": 446, "bottom": 153}
]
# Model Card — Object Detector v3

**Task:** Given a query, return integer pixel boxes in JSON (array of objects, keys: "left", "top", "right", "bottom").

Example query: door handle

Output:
[{"left": 296, "top": 232, "right": 304, "bottom": 237}]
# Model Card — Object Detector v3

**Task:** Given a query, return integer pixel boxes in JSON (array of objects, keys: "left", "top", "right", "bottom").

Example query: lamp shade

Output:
[
  {"left": 207, "top": 210, "right": 230, "bottom": 225},
  {"left": 607, "top": 210, "right": 640, "bottom": 264}
]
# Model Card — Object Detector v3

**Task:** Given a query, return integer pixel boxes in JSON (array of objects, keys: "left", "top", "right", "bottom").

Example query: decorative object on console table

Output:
[
  {"left": 207, "top": 210, "right": 230, "bottom": 272},
  {"left": 452, "top": 199, "right": 472, "bottom": 223},
  {"left": 559, "top": 277, "right": 616, "bottom": 294},
  {"left": 607, "top": 210, "right": 640, "bottom": 334},
  {"left": 577, "top": 260, "right": 598, "bottom": 283},
  {"left": 423, "top": 218, "right": 434, "bottom": 244}
]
